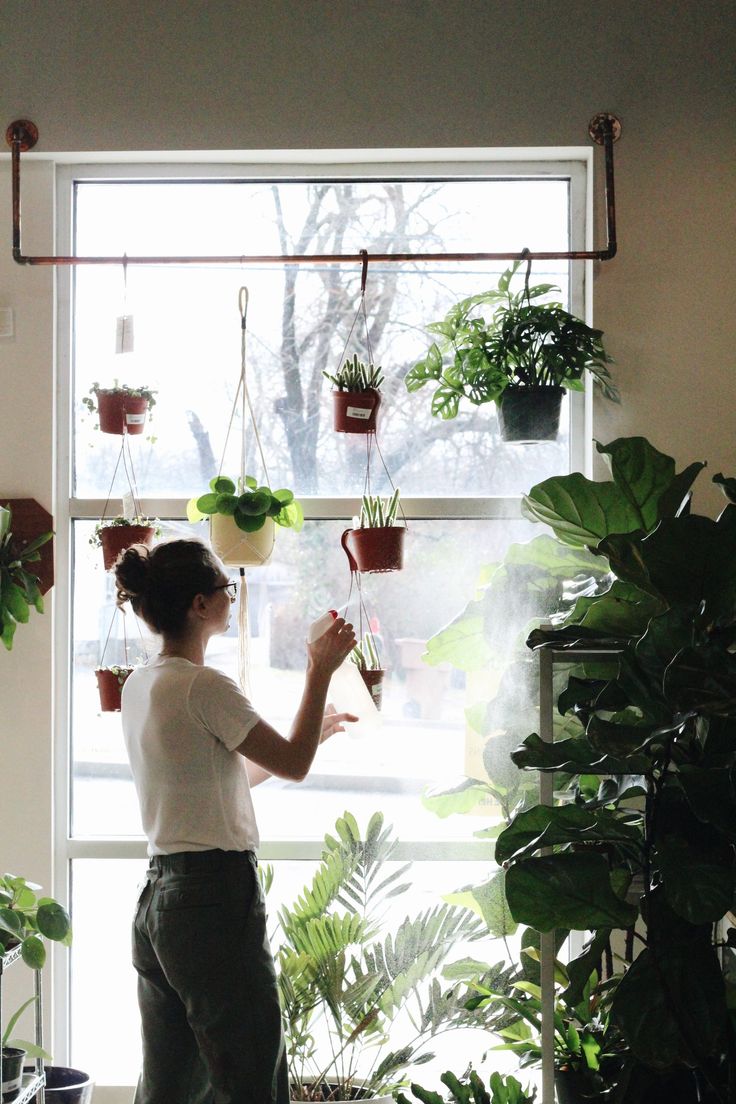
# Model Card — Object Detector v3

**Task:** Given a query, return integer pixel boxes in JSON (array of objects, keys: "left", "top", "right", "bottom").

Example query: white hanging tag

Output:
[
  {"left": 122, "top": 491, "right": 136, "bottom": 520},
  {"left": 115, "top": 314, "right": 135, "bottom": 353}
]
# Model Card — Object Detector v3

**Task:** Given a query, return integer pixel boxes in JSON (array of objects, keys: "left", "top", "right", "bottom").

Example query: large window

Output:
[{"left": 57, "top": 158, "right": 588, "bottom": 1094}]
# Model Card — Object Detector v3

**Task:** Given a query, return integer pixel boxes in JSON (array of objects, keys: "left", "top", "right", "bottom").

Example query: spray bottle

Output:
[{"left": 307, "top": 610, "right": 380, "bottom": 738}]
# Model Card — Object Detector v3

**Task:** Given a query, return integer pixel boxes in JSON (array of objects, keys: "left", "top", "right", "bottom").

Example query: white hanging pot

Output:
[{"left": 210, "top": 513, "right": 276, "bottom": 567}]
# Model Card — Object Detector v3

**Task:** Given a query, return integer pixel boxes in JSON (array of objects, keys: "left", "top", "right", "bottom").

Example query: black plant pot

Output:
[
  {"left": 497, "top": 385, "right": 564, "bottom": 442},
  {"left": 2, "top": 1047, "right": 25, "bottom": 1102},
  {"left": 30, "top": 1066, "right": 94, "bottom": 1104}
]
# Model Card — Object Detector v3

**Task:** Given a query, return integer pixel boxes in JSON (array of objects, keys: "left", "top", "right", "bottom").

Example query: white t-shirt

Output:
[{"left": 121, "top": 655, "right": 262, "bottom": 855}]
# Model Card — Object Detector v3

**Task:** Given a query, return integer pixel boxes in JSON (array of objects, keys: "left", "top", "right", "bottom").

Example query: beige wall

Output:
[{"left": 0, "top": 0, "right": 734, "bottom": 1059}]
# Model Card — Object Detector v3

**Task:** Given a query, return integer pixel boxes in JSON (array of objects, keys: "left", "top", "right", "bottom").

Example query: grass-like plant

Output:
[
  {"left": 350, "top": 631, "right": 382, "bottom": 671},
  {"left": 357, "top": 489, "right": 401, "bottom": 528},
  {"left": 323, "top": 354, "right": 384, "bottom": 392}
]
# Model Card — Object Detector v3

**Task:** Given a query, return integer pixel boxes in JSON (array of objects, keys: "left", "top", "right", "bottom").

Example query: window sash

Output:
[{"left": 54, "top": 153, "right": 591, "bottom": 1076}]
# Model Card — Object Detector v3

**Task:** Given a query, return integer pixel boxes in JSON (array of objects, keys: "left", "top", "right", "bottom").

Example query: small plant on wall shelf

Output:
[{"left": 0, "top": 504, "right": 52, "bottom": 651}]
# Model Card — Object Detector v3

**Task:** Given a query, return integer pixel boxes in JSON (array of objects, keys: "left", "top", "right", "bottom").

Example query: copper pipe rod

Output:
[{"left": 6, "top": 115, "right": 620, "bottom": 268}]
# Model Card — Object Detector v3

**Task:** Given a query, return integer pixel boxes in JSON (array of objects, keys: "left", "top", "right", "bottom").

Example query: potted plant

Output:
[
  {"left": 405, "top": 261, "right": 618, "bottom": 442},
  {"left": 323, "top": 354, "right": 384, "bottom": 434},
  {"left": 496, "top": 437, "right": 736, "bottom": 1102},
  {"left": 0, "top": 504, "right": 52, "bottom": 650},
  {"left": 187, "top": 474, "right": 303, "bottom": 567},
  {"left": 2, "top": 996, "right": 53, "bottom": 1101},
  {"left": 275, "top": 811, "right": 490, "bottom": 1102},
  {"left": 95, "top": 664, "right": 135, "bottom": 712},
  {"left": 350, "top": 631, "right": 385, "bottom": 709},
  {"left": 396, "top": 1067, "right": 537, "bottom": 1104},
  {"left": 90, "top": 516, "right": 158, "bottom": 571},
  {"left": 1, "top": 875, "right": 72, "bottom": 1102},
  {"left": 82, "top": 381, "right": 156, "bottom": 435},
  {"left": 341, "top": 490, "right": 404, "bottom": 574}
]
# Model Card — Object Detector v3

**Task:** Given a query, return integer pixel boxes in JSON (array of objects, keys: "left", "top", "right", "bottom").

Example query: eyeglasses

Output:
[{"left": 213, "top": 581, "right": 238, "bottom": 601}]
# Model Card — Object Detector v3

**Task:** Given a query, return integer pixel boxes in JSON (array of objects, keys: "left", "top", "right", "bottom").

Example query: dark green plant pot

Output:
[
  {"left": 1, "top": 1047, "right": 25, "bottom": 1102},
  {"left": 497, "top": 386, "right": 564, "bottom": 442},
  {"left": 554, "top": 1068, "right": 594, "bottom": 1104}
]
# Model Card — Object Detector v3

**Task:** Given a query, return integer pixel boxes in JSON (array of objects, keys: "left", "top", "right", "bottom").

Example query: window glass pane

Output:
[
  {"left": 71, "top": 857, "right": 526, "bottom": 1088},
  {"left": 73, "top": 179, "right": 571, "bottom": 499},
  {"left": 72, "top": 516, "right": 546, "bottom": 841}
]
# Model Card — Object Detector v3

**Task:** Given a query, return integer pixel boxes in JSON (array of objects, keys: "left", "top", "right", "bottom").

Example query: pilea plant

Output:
[
  {"left": 187, "top": 475, "right": 303, "bottom": 533},
  {"left": 0, "top": 873, "right": 72, "bottom": 966}
]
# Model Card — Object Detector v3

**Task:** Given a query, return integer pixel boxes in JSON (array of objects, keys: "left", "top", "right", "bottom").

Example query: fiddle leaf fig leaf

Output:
[
  {"left": 562, "top": 580, "right": 665, "bottom": 640},
  {"left": 522, "top": 473, "right": 637, "bottom": 548},
  {"left": 511, "top": 732, "right": 650, "bottom": 776},
  {"left": 678, "top": 764, "right": 736, "bottom": 840},
  {"left": 444, "top": 870, "right": 517, "bottom": 938},
  {"left": 595, "top": 437, "right": 677, "bottom": 531},
  {"left": 505, "top": 853, "right": 637, "bottom": 931},
  {"left": 656, "top": 835, "right": 736, "bottom": 924},
  {"left": 713, "top": 472, "right": 736, "bottom": 503},
  {"left": 612, "top": 944, "right": 727, "bottom": 1067}
]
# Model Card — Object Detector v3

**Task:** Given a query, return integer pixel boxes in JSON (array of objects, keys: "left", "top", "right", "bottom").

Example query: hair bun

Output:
[{"left": 114, "top": 544, "right": 152, "bottom": 601}]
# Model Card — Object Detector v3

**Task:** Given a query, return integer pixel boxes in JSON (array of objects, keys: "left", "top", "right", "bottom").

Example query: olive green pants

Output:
[{"left": 132, "top": 849, "right": 288, "bottom": 1104}]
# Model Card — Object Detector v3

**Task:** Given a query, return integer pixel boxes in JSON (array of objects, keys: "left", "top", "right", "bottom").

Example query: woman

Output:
[{"left": 114, "top": 538, "right": 357, "bottom": 1104}]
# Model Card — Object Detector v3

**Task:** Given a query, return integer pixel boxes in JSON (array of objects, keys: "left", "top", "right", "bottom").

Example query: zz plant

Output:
[
  {"left": 497, "top": 437, "right": 736, "bottom": 1103},
  {"left": 275, "top": 811, "right": 491, "bottom": 1101},
  {"left": 396, "top": 1068, "right": 537, "bottom": 1104}
]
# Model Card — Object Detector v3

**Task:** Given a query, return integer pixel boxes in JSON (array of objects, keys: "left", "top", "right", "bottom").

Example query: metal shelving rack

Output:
[
  {"left": 0, "top": 945, "right": 45, "bottom": 1104},
  {"left": 538, "top": 643, "right": 622, "bottom": 1104}
]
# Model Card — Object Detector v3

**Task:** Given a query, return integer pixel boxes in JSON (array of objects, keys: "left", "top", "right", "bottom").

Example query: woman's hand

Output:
[
  {"left": 321, "top": 703, "right": 359, "bottom": 742},
  {"left": 307, "top": 617, "right": 357, "bottom": 677}
]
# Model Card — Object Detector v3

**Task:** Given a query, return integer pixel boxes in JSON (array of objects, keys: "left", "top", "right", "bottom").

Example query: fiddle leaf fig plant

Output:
[
  {"left": 187, "top": 475, "right": 303, "bottom": 533},
  {"left": 499, "top": 436, "right": 736, "bottom": 1102},
  {"left": 0, "top": 504, "right": 52, "bottom": 651},
  {"left": 405, "top": 260, "right": 618, "bottom": 420}
]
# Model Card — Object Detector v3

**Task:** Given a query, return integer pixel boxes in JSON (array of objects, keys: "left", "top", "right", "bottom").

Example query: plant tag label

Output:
[
  {"left": 115, "top": 314, "right": 135, "bottom": 353},
  {"left": 125, "top": 412, "right": 146, "bottom": 426},
  {"left": 347, "top": 406, "right": 371, "bottom": 420},
  {"left": 122, "top": 491, "right": 135, "bottom": 520}
]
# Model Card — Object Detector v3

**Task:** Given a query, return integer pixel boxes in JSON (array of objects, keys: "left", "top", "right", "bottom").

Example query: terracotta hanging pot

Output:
[
  {"left": 96, "top": 390, "right": 150, "bottom": 435},
  {"left": 341, "top": 526, "right": 405, "bottom": 574},
  {"left": 95, "top": 667, "right": 134, "bottom": 712},
  {"left": 359, "top": 668, "right": 385, "bottom": 710},
  {"left": 99, "top": 523, "right": 155, "bottom": 571},
  {"left": 497, "top": 385, "right": 564, "bottom": 442},
  {"left": 332, "top": 389, "right": 381, "bottom": 434},
  {"left": 210, "top": 514, "right": 276, "bottom": 567}
]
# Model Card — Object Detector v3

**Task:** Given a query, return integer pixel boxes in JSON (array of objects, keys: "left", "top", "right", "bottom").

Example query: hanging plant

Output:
[
  {"left": 405, "top": 259, "right": 618, "bottom": 442},
  {"left": 187, "top": 475, "right": 303, "bottom": 568},
  {"left": 341, "top": 489, "right": 405, "bottom": 573},
  {"left": 350, "top": 631, "right": 386, "bottom": 709},
  {"left": 95, "top": 665, "right": 134, "bottom": 712},
  {"left": 82, "top": 381, "right": 157, "bottom": 436},
  {"left": 90, "top": 516, "right": 159, "bottom": 571},
  {"left": 323, "top": 354, "right": 384, "bottom": 434}
]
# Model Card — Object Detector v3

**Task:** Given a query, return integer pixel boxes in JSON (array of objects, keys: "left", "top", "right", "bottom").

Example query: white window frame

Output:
[{"left": 54, "top": 150, "right": 592, "bottom": 1099}]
